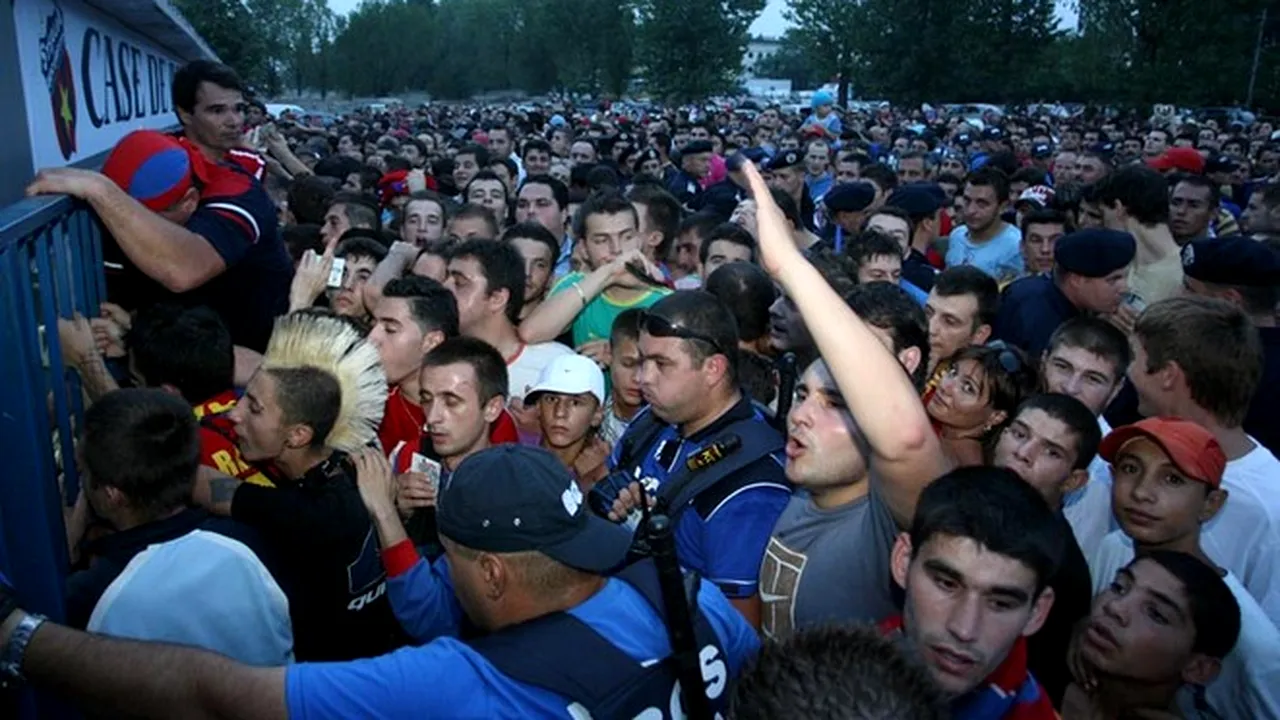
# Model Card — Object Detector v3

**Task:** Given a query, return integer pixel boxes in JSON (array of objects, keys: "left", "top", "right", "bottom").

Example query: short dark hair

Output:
[
  {"left": 611, "top": 307, "right": 644, "bottom": 347},
  {"left": 700, "top": 223, "right": 756, "bottom": 266},
  {"left": 933, "top": 266, "right": 1001, "bottom": 330},
  {"left": 1127, "top": 551, "right": 1240, "bottom": 660},
  {"left": 1011, "top": 166, "right": 1050, "bottom": 187},
  {"left": 447, "top": 239, "right": 526, "bottom": 324},
  {"left": 860, "top": 163, "right": 899, "bottom": 193},
  {"left": 288, "top": 176, "right": 337, "bottom": 225},
  {"left": 1173, "top": 175, "right": 1220, "bottom": 206},
  {"left": 455, "top": 143, "right": 491, "bottom": 167},
  {"left": 335, "top": 236, "right": 389, "bottom": 265},
  {"left": 450, "top": 203, "right": 500, "bottom": 239},
  {"left": 282, "top": 223, "right": 324, "bottom": 264},
  {"left": 84, "top": 389, "right": 201, "bottom": 518},
  {"left": 522, "top": 138, "right": 552, "bottom": 159},
  {"left": 519, "top": 174, "right": 569, "bottom": 210},
  {"left": 404, "top": 190, "right": 452, "bottom": 225},
  {"left": 501, "top": 221, "right": 561, "bottom": 267},
  {"left": 679, "top": 212, "right": 723, "bottom": 248},
  {"left": 627, "top": 184, "right": 683, "bottom": 258},
  {"left": 1020, "top": 208, "right": 1074, "bottom": 237},
  {"left": 730, "top": 625, "right": 947, "bottom": 720},
  {"left": 572, "top": 190, "right": 639, "bottom": 240},
  {"left": 331, "top": 192, "right": 381, "bottom": 232},
  {"left": 1045, "top": 317, "right": 1130, "bottom": 381},
  {"left": 127, "top": 305, "right": 233, "bottom": 404},
  {"left": 382, "top": 276, "right": 459, "bottom": 337},
  {"left": 645, "top": 291, "right": 740, "bottom": 383},
  {"left": 1093, "top": 165, "right": 1169, "bottom": 225},
  {"left": 966, "top": 167, "right": 1011, "bottom": 203},
  {"left": 910, "top": 466, "right": 1066, "bottom": 594},
  {"left": 422, "top": 336, "right": 508, "bottom": 403},
  {"left": 704, "top": 261, "right": 776, "bottom": 343},
  {"left": 844, "top": 230, "right": 903, "bottom": 277},
  {"left": 172, "top": 60, "right": 245, "bottom": 117},
  {"left": 845, "top": 282, "right": 930, "bottom": 389},
  {"left": 1015, "top": 393, "right": 1102, "bottom": 470}
]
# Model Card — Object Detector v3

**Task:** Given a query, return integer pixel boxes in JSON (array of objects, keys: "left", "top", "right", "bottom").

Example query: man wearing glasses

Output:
[{"left": 598, "top": 291, "right": 790, "bottom": 629}]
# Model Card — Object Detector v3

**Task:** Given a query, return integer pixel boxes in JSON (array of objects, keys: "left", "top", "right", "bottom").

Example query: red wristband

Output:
[{"left": 381, "top": 539, "right": 421, "bottom": 578}]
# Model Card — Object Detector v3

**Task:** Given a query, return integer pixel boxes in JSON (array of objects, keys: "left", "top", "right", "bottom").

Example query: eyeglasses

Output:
[
  {"left": 985, "top": 340, "right": 1024, "bottom": 374},
  {"left": 640, "top": 311, "right": 727, "bottom": 357}
]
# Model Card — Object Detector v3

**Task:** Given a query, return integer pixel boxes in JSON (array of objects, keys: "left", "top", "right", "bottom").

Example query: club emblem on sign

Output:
[{"left": 39, "top": 2, "right": 77, "bottom": 160}]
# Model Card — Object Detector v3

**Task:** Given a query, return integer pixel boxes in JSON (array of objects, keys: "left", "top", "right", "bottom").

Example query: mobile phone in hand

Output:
[{"left": 327, "top": 257, "right": 346, "bottom": 288}]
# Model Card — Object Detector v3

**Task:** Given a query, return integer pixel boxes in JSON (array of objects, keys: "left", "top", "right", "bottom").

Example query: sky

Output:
[{"left": 325, "top": 0, "right": 1079, "bottom": 38}]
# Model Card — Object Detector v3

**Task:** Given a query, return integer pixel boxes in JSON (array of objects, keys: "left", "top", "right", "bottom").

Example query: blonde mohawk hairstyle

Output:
[{"left": 262, "top": 312, "right": 387, "bottom": 453}]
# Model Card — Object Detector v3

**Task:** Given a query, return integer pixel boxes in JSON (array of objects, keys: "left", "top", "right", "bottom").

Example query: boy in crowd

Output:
[
  {"left": 1084, "top": 418, "right": 1278, "bottom": 717},
  {"left": 1068, "top": 552, "right": 1242, "bottom": 719},
  {"left": 527, "top": 354, "right": 610, "bottom": 489},
  {"left": 601, "top": 309, "right": 645, "bottom": 447},
  {"left": 990, "top": 393, "right": 1100, "bottom": 706}
]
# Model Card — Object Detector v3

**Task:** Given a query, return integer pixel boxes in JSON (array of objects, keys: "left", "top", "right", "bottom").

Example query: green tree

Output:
[
  {"left": 752, "top": 32, "right": 823, "bottom": 91},
  {"left": 783, "top": 0, "right": 859, "bottom": 103},
  {"left": 172, "top": 0, "right": 271, "bottom": 91},
  {"left": 634, "top": 0, "right": 765, "bottom": 102}
]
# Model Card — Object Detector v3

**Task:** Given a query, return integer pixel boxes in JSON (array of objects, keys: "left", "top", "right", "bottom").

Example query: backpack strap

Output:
[{"left": 614, "top": 407, "right": 667, "bottom": 471}]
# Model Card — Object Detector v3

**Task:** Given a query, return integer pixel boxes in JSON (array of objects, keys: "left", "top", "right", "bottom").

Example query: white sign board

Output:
[{"left": 13, "top": 0, "right": 183, "bottom": 171}]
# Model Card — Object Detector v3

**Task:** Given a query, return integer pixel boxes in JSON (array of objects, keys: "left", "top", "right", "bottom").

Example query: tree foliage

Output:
[
  {"left": 633, "top": 0, "right": 765, "bottom": 102},
  {"left": 753, "top": 31, "right": 825, "bottom": 92},
  {"left": 782, "top": 0, "right": 858, "bottom": 103}
]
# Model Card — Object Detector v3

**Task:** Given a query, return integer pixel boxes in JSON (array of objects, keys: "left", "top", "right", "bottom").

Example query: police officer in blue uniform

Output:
[
  {"left": 666, "top": 140, "right": 714, "bottom": 209},
  {"left": 595, "top": 291, "right": 791, "bottom": 628},
  {"left": 1181, "top": 235, "right": 1280, "bottom": 455},
  {"left": 0, "top": 445, "right": 761, "bottom": 719},
  {"left": 885, "top": 184, "right": 945, "bottom": 291},
  {"left": 822, "top": 181, "right": 876, "bottom": 252},
  {"left": 994, "top": 228, "right": 1136, "bottom": 358}
]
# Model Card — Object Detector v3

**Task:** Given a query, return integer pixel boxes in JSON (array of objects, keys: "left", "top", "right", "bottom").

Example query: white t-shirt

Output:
[
  {"left": 1090, "top": 532, "right": 1280, "bottom": 719},
  {"left": 1064, "top": 416, "right": 1117, "bottom": 561},
  {"left": 506, "top": 341, "right": 575, "bottom": 402},
  {"left": 1204, "top": 440, "right": 1280, "bottom": 625}
]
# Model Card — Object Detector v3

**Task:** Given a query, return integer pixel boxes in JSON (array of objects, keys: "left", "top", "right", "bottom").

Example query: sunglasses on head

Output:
[
  {"left": 985, "top": 340, "right": 1023, "bottom": 374},
  {"left": 640, "top": 311, "right": 726, "bottom": 357}
]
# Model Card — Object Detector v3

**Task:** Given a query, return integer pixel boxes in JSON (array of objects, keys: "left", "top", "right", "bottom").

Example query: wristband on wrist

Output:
[{"left": 0, "top": 613, "right": 46, "bottom": 686}]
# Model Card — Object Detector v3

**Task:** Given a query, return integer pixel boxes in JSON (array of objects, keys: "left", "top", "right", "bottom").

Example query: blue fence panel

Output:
[{"left": 0, "top": 193, "right": 103, "bottom": 719}]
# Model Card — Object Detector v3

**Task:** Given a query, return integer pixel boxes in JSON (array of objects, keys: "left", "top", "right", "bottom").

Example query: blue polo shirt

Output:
[
  {"left": 285, "top": 569, "right": 759, "bottom": 719},
  {"left": 608, "top": 397, "right": 790, "bottom": 599}
]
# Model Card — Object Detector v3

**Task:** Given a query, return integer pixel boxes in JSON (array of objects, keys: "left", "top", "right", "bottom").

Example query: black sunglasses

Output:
[
  {"left": 985, "top": 340, "right": 1023, "bottom": 374},
  {"left": 640, "top": 311, "right": 727, "bottom": 357}
]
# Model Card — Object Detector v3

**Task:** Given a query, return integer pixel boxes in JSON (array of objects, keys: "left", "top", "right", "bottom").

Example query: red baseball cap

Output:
[
  {"left": 1099, "top": 417, "right": 1226, "bottom": 488},
  {"left": 1146, "top": 147, "right": 1205, "bottom": 175},
  {"left": 101, "top": 130, "right": 205, "bottom": 212}
]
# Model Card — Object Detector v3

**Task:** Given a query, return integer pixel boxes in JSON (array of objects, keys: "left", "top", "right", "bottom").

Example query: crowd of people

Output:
[{"left": 2, "top": 56, "right": 1279, "bottom": 718}]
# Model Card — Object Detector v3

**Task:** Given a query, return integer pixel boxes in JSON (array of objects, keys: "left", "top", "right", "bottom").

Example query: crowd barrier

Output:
[{"left": 0, "top": 194, "right": 103, "bottom": 718}]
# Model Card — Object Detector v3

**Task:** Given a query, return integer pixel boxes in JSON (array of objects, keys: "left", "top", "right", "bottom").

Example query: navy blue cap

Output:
[
  {"left": 1090, "top": 141, "right": 1116, "bottom": 156},
  {"left": 1205, "top": 154, "right": 1238, "bottom": 173},
  {"left": 767, "top": 149, "right": 803, "bottom": 171},
  {"left": 885, "top": 185, "right": 942, "bottom": 218},
  {"left": 739, "top": 147, "right": 769, "bottom": 165},
  {"left": 824, "top": 182, "right": 876, "bottom": 213},
  {"left": 1182, "top": 235, "right": 1280, "bottom": 287},
  {"left": 956, "top": 133, "right": 974, "bottom": 146},
  {"left": 683, "top": 140, "right": 714, "bottom": 155},
  {"left": 436, "top": 445, "right": 631, "bottom": 573},
  {"left": 982, "top": 127, "right": 1004, "bottom": 140},
  {"left": 1054, "top": 229, "right": 1137, "bottom": 278},
  {"left": 1031, "top": 142, "right": 1053, "bottom": 159}
]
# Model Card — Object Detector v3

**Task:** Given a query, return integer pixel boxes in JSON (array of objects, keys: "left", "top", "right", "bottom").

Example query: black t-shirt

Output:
[
  {"left": 232, "top": 451, "right": 410, "bottom": 661},
  {"left": 1244, "top": 326, "right": 1280, "bottom": 456},
  {"left": 1027, "top": 513, "right": 1093, "bottom": 708},
  {"left": 66, "top": 508, "right": 273, "bottom": 630},
  {"left": 103, "top": 156, "right": 292, "bottom": 352}
]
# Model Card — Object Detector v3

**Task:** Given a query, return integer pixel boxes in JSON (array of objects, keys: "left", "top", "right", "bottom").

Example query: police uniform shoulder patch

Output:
[{"left": 1181, "top": 243, "right": 1195, "bottom": 267}]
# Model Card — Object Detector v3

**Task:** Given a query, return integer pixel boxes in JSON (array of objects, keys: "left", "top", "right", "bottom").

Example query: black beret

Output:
[
  {"left": 682, "top": 140, "right": 714, "bottom": 155},
  {"left": 1182, "top": 236, "right": 1280, "bottom": 287},
  {"left": 767, "top": 149, "right": 803, "bottom": 171},
  {"left": 1031, "top": 142, "right": 1053, "bottom": 159},
  {"left": 1054, "top": 229, "right": 1136, "bottom": 278},
  {"left": 824, "top": 182, "right": 876, "bottom": 213},
  {"left": 1205, "top": 154, "right": 1238, "bottom": 174},
  {"left": 885, "top": 185, "right": 942, "bottom": 218}
]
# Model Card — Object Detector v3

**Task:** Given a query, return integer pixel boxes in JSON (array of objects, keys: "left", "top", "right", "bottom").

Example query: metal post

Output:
[{"left": 1247, "top": 6, "right": 1267, "bottom": 108}]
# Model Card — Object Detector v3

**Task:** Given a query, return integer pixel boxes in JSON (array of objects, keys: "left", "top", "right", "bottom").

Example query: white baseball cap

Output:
[{"left": 525, "top": 354, "right": 606, "bottom": 405}]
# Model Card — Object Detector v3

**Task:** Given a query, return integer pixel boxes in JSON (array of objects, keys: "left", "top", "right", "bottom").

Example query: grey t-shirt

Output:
[{"left": 758, "top": 483, "right": 899, "bottom": 640}]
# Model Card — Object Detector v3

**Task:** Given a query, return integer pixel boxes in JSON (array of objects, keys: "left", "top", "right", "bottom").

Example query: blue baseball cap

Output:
[{"left": 436, "top": 446, "right": 631, "bottom": 573}]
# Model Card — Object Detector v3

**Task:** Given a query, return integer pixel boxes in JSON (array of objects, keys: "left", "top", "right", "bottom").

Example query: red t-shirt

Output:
[
  {"left": 379, "top": 387, "right": 518, "bottom": 474},
  {"left": 193, "top": 391, "right": 273, "bottom": 487}
]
